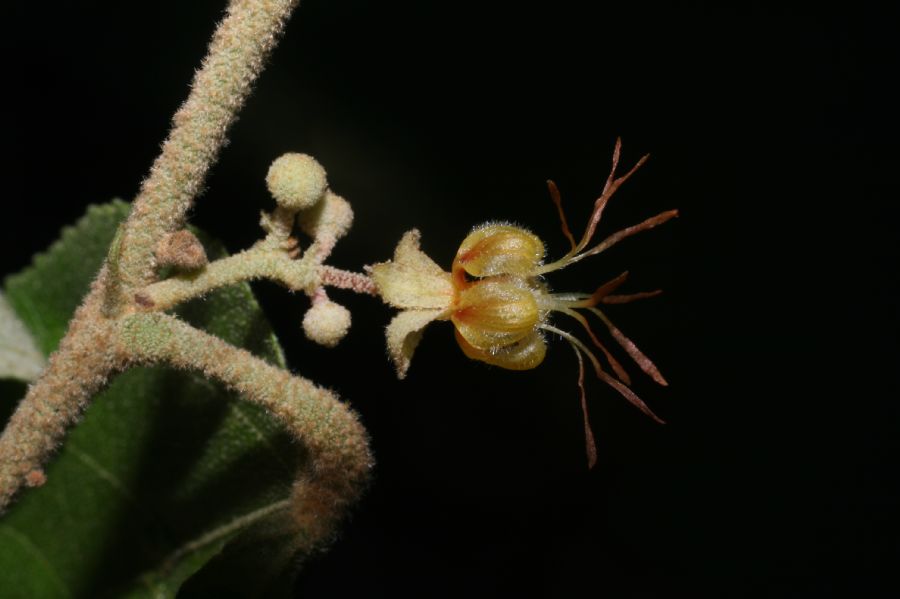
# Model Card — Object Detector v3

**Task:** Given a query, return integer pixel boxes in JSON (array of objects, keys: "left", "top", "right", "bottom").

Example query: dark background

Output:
[{"left": 6, "top": 1, "right": 898, "bottom": 597}]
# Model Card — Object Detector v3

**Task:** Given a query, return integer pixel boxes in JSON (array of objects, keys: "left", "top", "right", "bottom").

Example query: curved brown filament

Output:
[{"left": 547, "top": 180, "right": 577, "bottom": 252}]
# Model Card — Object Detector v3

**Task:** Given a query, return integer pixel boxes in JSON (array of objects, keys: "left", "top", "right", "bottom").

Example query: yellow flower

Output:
[{"left": 369, "top": 139, "right": 677, "bottom": 467}]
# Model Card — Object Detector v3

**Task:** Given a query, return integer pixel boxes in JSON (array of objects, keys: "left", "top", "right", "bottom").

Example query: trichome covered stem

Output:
[{"left": 1, "top": 0, "right": 372, "bottom": 540}]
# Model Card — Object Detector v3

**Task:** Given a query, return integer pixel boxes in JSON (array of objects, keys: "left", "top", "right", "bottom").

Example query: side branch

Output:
[
  {"left": 118, "top": 0, "right": 301, "bottom": 292},
  {"left": 116, "top": 312, "right": 373, "bottom": 547},
  {"left": 137, "top": 247, "right": 319, "bottom": 311}
]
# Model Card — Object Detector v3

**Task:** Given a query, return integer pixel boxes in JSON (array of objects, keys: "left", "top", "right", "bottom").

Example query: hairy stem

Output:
[
  {"left": 0, "top": 284, "right": 123, "bottom": 513},
  {"left": 138, "top": 253, "right": 377, "bottom": 312},
  {"left": 117, "top": 313, "right": 372, "bottom": 546},
  {"left": 138, "top": 246, "right": 319, "bottom": 311},
  {"left": 0, "top": 0, "right": 302, "bottom": 511},
  {"left": 118, "top": 0, "right": 301, "bottom": 293}
]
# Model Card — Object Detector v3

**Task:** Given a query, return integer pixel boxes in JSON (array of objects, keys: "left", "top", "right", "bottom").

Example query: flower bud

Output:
[
  {"left": 302, "top": 300, "right": 351, "bottom": 347},
  {"left": 266, "top": 153, "right": 327, "bottom": 211},
  {"left": 297, "top": 191, "right": 354, "bottom": 241}
]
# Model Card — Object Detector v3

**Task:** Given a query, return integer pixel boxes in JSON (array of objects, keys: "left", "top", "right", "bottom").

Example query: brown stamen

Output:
[
  {"left": 601, "top": 290, "right": 663, "bottom": 304},
  {"left": 534, "top": 139, "right": 652, "bottom": 275},
  {"left": 581, "top": 209, "right": 679, "bottom": 259},
  {"left": 559, "top": 308, "right": 631, "bottom": 385},
  {"left": 542, "top": 324, "right": 664, "bottom": 424},
  {"left": 595, "top": 367, "right": 665, "bottom": 424},
  {"left": 587, "top": 307, "right": 668, "bottom": 386},
  {"left": 577, "top": 138, "right": 650, "bottom": 255},
  {"left": 570, "top": 344, "right": 598, "bottom": 469},
  {"left": 547, "top": 180, "right": 577, "bottom": 252}
]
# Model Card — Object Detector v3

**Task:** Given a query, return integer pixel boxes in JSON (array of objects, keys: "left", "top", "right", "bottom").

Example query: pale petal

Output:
[
  {"left": 386, "top": 308, "right": 446, "bottom": 379},
  {"left": 369, "top": 229, "right": 454, "bottom": 310}
]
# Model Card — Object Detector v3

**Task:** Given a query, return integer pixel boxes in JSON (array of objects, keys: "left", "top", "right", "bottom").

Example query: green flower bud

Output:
[
  {"left": 302, "top": 300, "right": 351, "bottom": 347},
  {"left": 266, "top": 153, "right": 327, "bottom": 211}
]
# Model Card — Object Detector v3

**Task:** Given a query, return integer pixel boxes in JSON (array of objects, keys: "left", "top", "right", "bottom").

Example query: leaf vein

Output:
[
  {"left": 0, "top": 524, "right": 70, "bottom": 597},
  {"left": 145, "top": 499, "right": 291, "bottom": 586},
  {"left": 66, "top": 444, "right": 137, "bottom": 503}
]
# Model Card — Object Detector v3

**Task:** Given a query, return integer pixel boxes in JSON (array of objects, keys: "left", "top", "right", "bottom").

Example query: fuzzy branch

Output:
[
  {"left": 138, "top": 247, "right": 319, "bottom": 311},
  {"left": 0, "top": 278, "right": 125, "bottom": 511},
  {"left": 117, "top": 313, "right": 372, "bottom": 548},
  {"left": 117, "top": 0, "right": 301, "bottom": 293},
  {"left": 0, "top": 0, "right": 303, "bottom": 512}
]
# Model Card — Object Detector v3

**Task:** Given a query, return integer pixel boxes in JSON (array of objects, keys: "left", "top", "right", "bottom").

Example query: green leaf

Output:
[{"left": 0, "top": 201, "right": 303, "bottom": 597}]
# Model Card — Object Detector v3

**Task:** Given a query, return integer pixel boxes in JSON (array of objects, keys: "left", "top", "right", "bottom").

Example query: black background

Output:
[{"left": 5, "top": 1, "right": 898, "bottom": 597}]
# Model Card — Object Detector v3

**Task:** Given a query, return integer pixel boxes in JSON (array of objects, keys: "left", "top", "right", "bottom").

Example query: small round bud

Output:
[
  {"left": 266, "top": 153, "right": 328, "bottom": 211},
  {"left": 298, "top": 191, "right": 354, "bottom": 241},
  {"left": 302, "top": 300, "right": 351, "bottom": 347}
]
